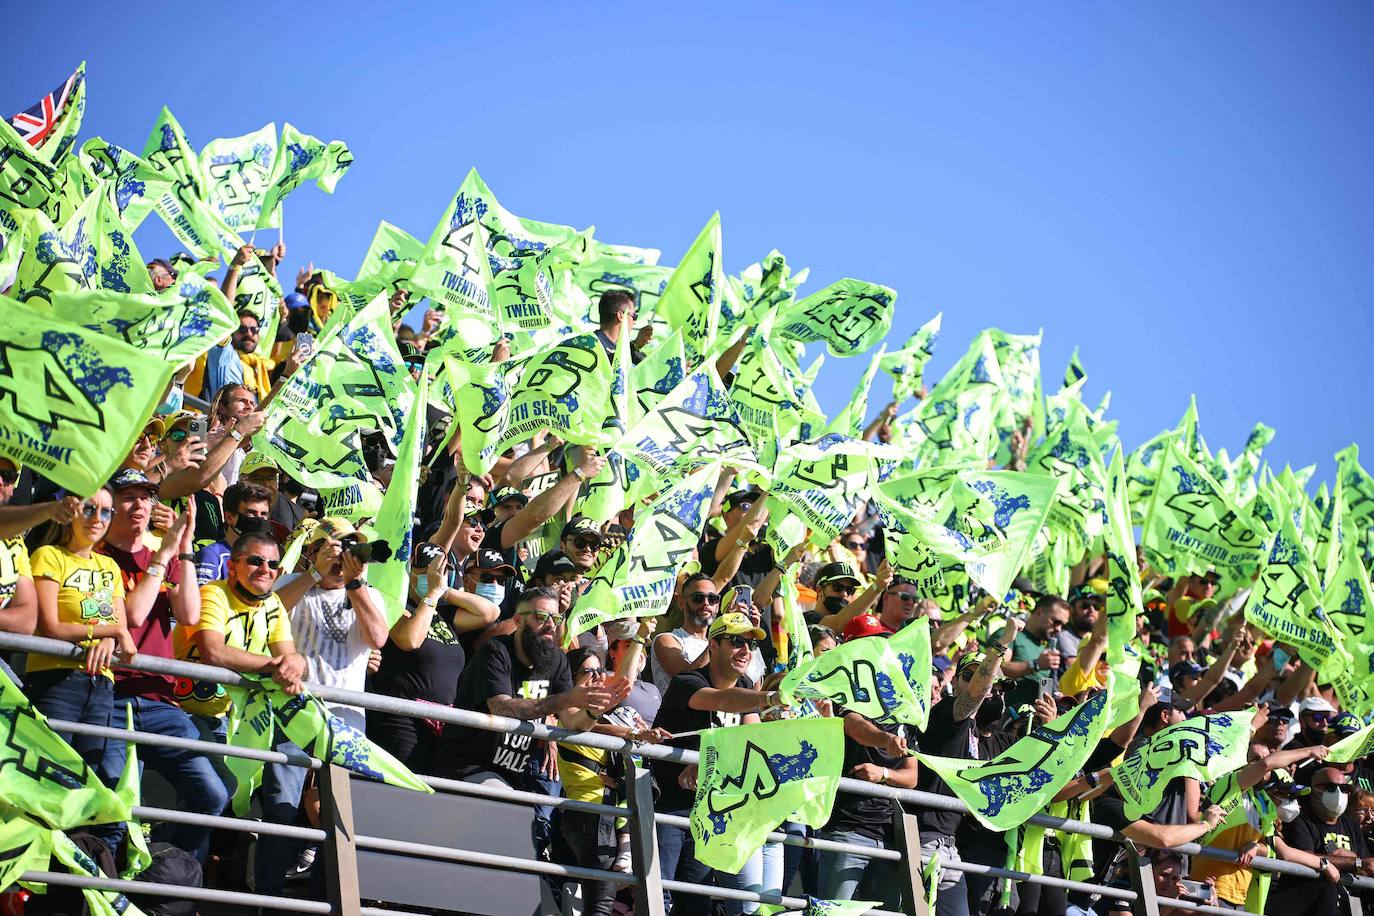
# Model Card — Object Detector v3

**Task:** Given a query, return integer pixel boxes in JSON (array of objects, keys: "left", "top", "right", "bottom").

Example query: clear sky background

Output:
[{"left": 6, "top": 2, "right": 1372, "bottom": 487}]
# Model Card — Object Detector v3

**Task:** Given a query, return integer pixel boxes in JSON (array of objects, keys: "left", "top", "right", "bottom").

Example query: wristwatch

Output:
[
  {"left": 1319, "top": 856, "right": 1331, "bottom": 872},
  {"left": 1084, "top": 771, "right": 1101, "bottom": 789},
  {"left": 229, "top": 429, "right": 244, "bottom": 442},
  {"left": 178, "top": 552, "right": 196, "bottom": 562},
  {"left": 344, "top": 579, "right": 365, "bottom": 591}
]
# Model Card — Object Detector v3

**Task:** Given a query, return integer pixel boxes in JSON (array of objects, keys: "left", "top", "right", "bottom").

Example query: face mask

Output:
[
  {"left": 155, "top": 386, "right": 184, "bottom": 415},
  {"left": 976, "top": 694, "right": 1006, "bottom": 729},
  {"left": 1277, "top": 798, "right": 1301, "bottom": 823},
  {"left": 475, "top": 582, "right": 506, "bottom": 606},
  {"left": 415, "top": 575, "right": 430, "bottom": 597},
  {"left": 1319, "top": 788, "right": 1349, "bottom": 818},
  {"left": 823, "top": 595, "right": 847, "bottom": 614}
]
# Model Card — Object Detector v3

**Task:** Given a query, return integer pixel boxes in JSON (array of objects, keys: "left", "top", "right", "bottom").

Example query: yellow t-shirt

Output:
[
  {"left": 1058, "top": 656, "right": 1107, "bottom": 696},
  {"left": 0, "top": 535, "right": 31, "bottom": 608},
  {"left": 557, "top": 743, "right": 611, "bottom": 805},
  {"left": 29, "top": 546, "right": 125, "bottom": 679},
  {"left": 172, "top": 581, "right": 292, "bottom": 717}
]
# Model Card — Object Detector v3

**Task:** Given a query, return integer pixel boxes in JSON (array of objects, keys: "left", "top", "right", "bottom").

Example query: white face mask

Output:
[
  {"left": 1277, "top": 798, "right": 1302, "bottom": 823},
  {"left": 475, "top": 582, "right": 506, "bottom": 606},
  {"left": 1319, "top": 788, "right": 1350, "bottom": 818}
]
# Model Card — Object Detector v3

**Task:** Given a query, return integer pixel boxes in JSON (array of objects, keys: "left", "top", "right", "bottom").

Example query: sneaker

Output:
[
  {"left": 611, "top": 849, "right": 632, "bottom": 873},
  {"left": 285, "top": 844, "right": 317, "bottom": 881}
]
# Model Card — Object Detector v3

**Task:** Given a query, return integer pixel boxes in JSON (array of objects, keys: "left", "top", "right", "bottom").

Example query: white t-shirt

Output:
[
  {"left": 281, "top": 575, "right": 381, "bottom": 717},
  {"left": 652, "top": 628, "right": 710, "bottom": 696}
]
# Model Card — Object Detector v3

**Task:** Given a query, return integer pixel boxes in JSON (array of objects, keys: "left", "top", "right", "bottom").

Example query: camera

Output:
[{"left": 341, "top": 534, "right": 392, "bottom": 564}]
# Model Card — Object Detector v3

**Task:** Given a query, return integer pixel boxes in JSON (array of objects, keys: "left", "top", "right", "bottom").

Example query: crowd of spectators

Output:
[{"left": 1, "top": 256, "right": 1371, "bottom": 916}]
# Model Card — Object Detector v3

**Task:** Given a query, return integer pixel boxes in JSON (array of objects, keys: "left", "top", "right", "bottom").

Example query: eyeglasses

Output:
[
  {"left": 0, "top": 470, "right": 16, "bottom": 485},
  {"left": 687, "top": 592, "right": 721, "bottom": 606},
  {"left": 886, "top": 591, "right": 918, "bottom": 604},
  {"left": 241, "top": 555, "right": 282, "bottom": 570},
  {"left": 716, "top": 635, "right": 755, "bottom": 650},
  {"left": 829, "top": 583, "right": 858, "bottom": 597},
  {"left": 569, "top": 536, "right": 600, "bottom": 550},
  {"left": 475, "top": 573, "right": 505, "bottom": 584},
  {"left": 1316, "top": 783, "right": 1353, "bottom": 795},
  {"left": 236, "top": 324, "right": 260, "bottom": 336},
  {"left": 520, "top": 610, "right": 563, "bottom": 626},
  {"left": 80, "top": 503, "right": 114, "bottom": 522}
]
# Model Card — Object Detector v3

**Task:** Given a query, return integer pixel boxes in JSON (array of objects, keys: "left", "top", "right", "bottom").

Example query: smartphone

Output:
[
  {"left": 1272, "top": 646, "right": 1291, "bottom": 672},
  {"left": 729, "top": 585, "right": 755, "bottom": 614},
  {"left": 293, "top": 332, "right": 314, "bottom": 355},
  {"left": 187, "top": 417, "right": 208, "bottom": 442},
  {"left": 1178, "top": 879, "right": 1210, "bottom": 902}
]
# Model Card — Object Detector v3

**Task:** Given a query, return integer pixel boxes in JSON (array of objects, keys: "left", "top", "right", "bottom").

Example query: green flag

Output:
[
  {"left": 368, "top": 368, "right": 428, "bottom": 626},
  {"left": 729, "top": 320, "right": 812, "bottom": 470},
  {"left": 497, "top": 333, "right": 613, "bottom": 454},
  {"left": 49, "top": 271, "right": 237, "bottom": 363},
  {"left": 879, "top": 312, "right": 941, "bottom": 404},
  {"left": 1141, "top": 437, "right": 1267, "bottom": 593},
  {"left": 1110, "top": 710, "right": 1255, "bottom": 820},
  {"left": 566, "top": 463, "right": 719, "bottom": 641},
  {"left": 224, "top": 684, "right": 275, "bottom": 816},
  {"left": 824, "top": 344, "right": 885, "bottom": 439},
  {"left": 758, "top": 899, "right": 876, "bottom": 916},
  {"left": 0, "top": 668, "right": 130, "bottom": 830},
  {"left": 76, "top": 137, "right": 172, "bottom": 230},
  {"left": 115, "top": 706, "right": 152, "bottom": 878},
  {"left": 690, "top": 718, "right": 844, "bottom": 874},
  {"left": 1327, "top": 721, "right": 1374, "bottom": 764},
  {"left": 353, "top": 219, "right": 423, "bottom": 298},
  {"left": 766, "top": 434, "right": 882, "bottom": 555},
  {"left": 620, "top": 363, "right": 760, "bottom": 480},
  {"left": 12, "top": 187, "right": 156, "bottom": 306},
  {"left": 1102, "top": 450, "right": 1144, "bottom": 663},
  {"left": 893, "top": 332, "right": 1005, "bottom": 467},
  {"left": 779, "top": 635, "right": 923, "bottom": 726},
  {"left": 316, "top": 479, "right": 383, "bottom": 522},
  {"left": 0, "top": 815, "right": 53, "bottom": 893},
  {"left": 774, "top": 279, "right": 896, "bottom": 357},
  {"left": 198, "top": 122, "right": 277, "bottom": 233},
  {"left": 1244, "top": 499, "right": 1341, "bottom": 670},
  {"left": 889, "top": 618, "right": 933, "bottom": 731},
  {"left": 773, "top": 568, "right": 814, "bottom": 674},
  {"left": 443, "top": 354, "right": 515, "bottom": 475},
  {"left": 1023, "top": 391, "right": 1109, "bottom": 558},
  {"left": 46, "top": 825, "right": 148, "bottom": 916},
  {"left": 915, "top": 688, "right": 1111, "bottom": 831},
  {"left": 1318, "top": 537, "right": 1374, "bottom": 716},
  {"left": 256, "top": 122, "right": 353, "bottom": 229},
  {"left": 0, "top": 295, "right": 176, "bottom": 495},
  {"left": 657, "top": 213, "right": 725, "bottom": 368},
  {"left": 255, "top": 292, "right": 416, "bottom": 490}
]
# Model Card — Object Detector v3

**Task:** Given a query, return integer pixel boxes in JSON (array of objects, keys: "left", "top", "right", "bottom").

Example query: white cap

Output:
[{"left": 1299, "top": 696, "right": 1337, "bottom": 715}]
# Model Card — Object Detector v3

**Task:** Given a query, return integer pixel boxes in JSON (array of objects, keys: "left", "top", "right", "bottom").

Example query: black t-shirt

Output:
[
  {"left": 956, "top": 727, "right": 1018, "bottom": 861},
  {"left": 651, "top": 668, "right": 755, "bottom": 812},
  {"left": 914, "top": 695, "right": 980, "bottom": 838},
  {"left": 368, "top": 606, "right": 467, "bottom": 706},
  {"left": 1268, "top": 808, "right": 1370, "bottom": 907},
  {"left": 481, "top": 521, "right": 525, "bottom": 585},
  {"left": 824, "top": 714, "right": 917, "bottom": 841},
  {"left": 436, "top": 634, "right": 573, "bottom": 780}
]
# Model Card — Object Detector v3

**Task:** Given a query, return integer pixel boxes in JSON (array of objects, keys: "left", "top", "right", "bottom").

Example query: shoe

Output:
[
  {"left": 285, "top": 844, "right": 317, "bottom": 881},
  {"left": 611, "top": 850, "right": 632, "bottom": 873}
]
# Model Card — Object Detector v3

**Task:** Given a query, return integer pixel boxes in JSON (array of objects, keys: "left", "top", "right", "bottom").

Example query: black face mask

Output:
[
  {"left": 823, "top": 595, "right": 848, "bottom": 614},
  {"left": 286, "top": 309, "right": 312, "bottom": 334},
  {"left": 281, "top": 477, "right": 307, "bottom": 498},
  {"left": 976, "top": 694, "right": 1006, "bottom": 729}
]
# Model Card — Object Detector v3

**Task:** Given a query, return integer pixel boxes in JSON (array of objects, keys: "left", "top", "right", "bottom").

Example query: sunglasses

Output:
[
  {"left": 236, "top": 325, "right": 260, "bottom": 336},
  {"left": 830, "top": 583, "right": 858, "bottom": 596},
  {"left": 958, "top": 667, "right": 976, "bottom": 681},
  {"left": 0, "top": 470, "right": 16, "bottom": 485},
  {"left": 520, "top": 610, "right": 563, "bottom": 626},
  {"left": 886, "top": 591, "right": 918, "bottom": 604},
  {"left": 1307, "top": 713, "right": 1333, "bottom": 724},
  {"left": 843, "top": 540, "right": 866, "bottom": 550},
  {"left": 475, "top": 572, "right": 505, "bottom": 584},
  {"left": 80, "top": 503, "right": 115, "bottom": 522},
  {"left": 1316, "top": 783, "right": 1353, "bottom": 795},
  {"left": 687, "top": 592, "right": 722, "bottom": 606},
  {"left": 463, "top": 514, "right": 486, "bottom": 529},
  {"left": 165, "top": 428, "right": 192, "bottom": 442},
  {"left": 716, "top": 635, "right": 755, "bottom": 650},
  {"left": 241, "top": 555, "right": 282, "bottom": 570},
  {"left": 569, "top": 536, "right": 600, "bottom": 550},
  {"left": 579, "top": 665, "right": 602, "bottom": 675}
]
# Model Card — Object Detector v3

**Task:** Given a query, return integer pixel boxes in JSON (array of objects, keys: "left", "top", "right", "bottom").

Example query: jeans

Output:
[
  {"left": 815, "top": 829, "right": 902, "bottom": 911},
  {"left": 780, "top": 821, "right": 812, "bottom": 898},
  {"left": 561, "top": 810, "right": 616, "bottom": 916},
  {"left": 923, "top": 835, "right": 971, "bottom": 916},
  {"left": 734, "top": 840, "right": 783, "bottom": 914},
  {"left": 26, "top": 669, "right": 125, "bottom": 856},
  {"left": 253, "top": 728, "right": 309, "bottom": 899},
  {"left": 657, "top": 807, "right": 712, "bottom": 915},
  {"left": 117, "top": 696, "right": 231, "bottom": 862}
]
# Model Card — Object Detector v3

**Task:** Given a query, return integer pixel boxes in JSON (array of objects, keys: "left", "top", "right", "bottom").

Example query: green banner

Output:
[
  {"left": 76, "top": 137, "right": 171, "bottom": 230},
  {"left": 880, "top": 311, "right": 941, "bottom": 405},
  {"left": 353, "top": 219, "right": 423, "bottom": 298},
  {"left": 1110, "top": 710, "right": 1254, "bottom": 820},
  {"left": 889, "top": 618, "right": 933, "bottom": 731},
  {"left": 774, "top": 568, "right": 814, "bottom": 673},
  {"left": 142, "top": 106, "right": 217, "bottom": 256},
  {"left": 0, "top": 116, "right": 68, "bottom": 220},
  {"left": 774, "top": 279, "right": 896, "bottom": 357},
  {"left": 620, "top": 363, "right": 760, "bottom": 480},
  {"left": 496, "top": 332, "right": 613, "bottom": 454},
  {"left": 656, "top": 213, "right": 725, "bottom": 368},
  {"left": 224, "top": 684, "right": 275, "bottom": 816},
  {"left": 256, "top": 122, "right": 353, "bottom": 229},
  {"left": 1024, "top": 391, "right": 1109, "bottom": 556},
  {"left": 566, "top": 463, "right": 719, "bottom": 640},
  {"left": 369, "top": 368, "right": 428, "bottom": 626},
  {"left": 0, "top": 669, "right": 130, "bottom": 830},
  {"left": 0, "top": 294, "right": 176, "bottom": 495},
  {"left": 916, "top": 688, "right": 1112, "bottom": 831},
  {"left": 1102, "top": 449, "right": 1144, "bottom": 663},
  {"left": 1244, "top": 496, "right": 1340, "bottom": 669},
  {"left": 115, "top": 706, "right": 152, "bottom": 878},
  {"left": 0, "top": 814, "right": 53, "bottom": 894},
  {"left": 50, "top": 271, "right": 237, "bottom": 363},
  {"left": 691, "top": 718, "right": 844, "bottom": 874},
  {"left": 766, "top": 434, "right": 882, "bottom": 554},
  {"left": 443, "top": 354, "right": 515, "bottom": 475},
  {"left": 317, "top": 479, "right": 383, "bottom": 522},
  {"left": 198, "top": 122, "right": 277, "bottom": 233},
  {"left": 779, "top": 634, "right": 923, "bottom": 726},
  {"left": 12, "top": 187, "right": 155, "bottom": 306}
]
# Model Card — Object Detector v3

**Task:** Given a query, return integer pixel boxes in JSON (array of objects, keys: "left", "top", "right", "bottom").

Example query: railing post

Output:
[
  {"left": 319, "top": 763, "right": 361, "bottom": 916},
  {"left": 626, "top": 755, "right": 667, "bottom": 916},
  {"left": 1124, "top": 841, "right": 1160, "bottom": 916},
  {"left": 892, "top": 807, "right": 929, "bottom": 916}
]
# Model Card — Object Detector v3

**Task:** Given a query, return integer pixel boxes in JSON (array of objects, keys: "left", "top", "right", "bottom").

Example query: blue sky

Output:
[{"left": 7, "top": 2, "right": 1372, "bottom": 485}]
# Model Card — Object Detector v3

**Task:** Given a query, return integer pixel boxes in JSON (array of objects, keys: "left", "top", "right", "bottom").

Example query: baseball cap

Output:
[
  {"left": 240, "top": 450, "right": 279, "bottom": 479},
  {"left": 140, "top": 415, "right": 167, "bottom": 439},
  {"left": 1168, "top": 660, "right": 1205, "bottom": 682},
  {"left": 492, "top": 486, "right": 528, "bottom": 508},
  {"left": 707, "top": 611, "right": 766, "bottom": 642},
  {"left": 1331, "top": 711, "right": 1363, "bottom": 736},
  {"left": 306, "top": 517, "right": 359, "bottom": 549},
  {"left": 464, "top": 504, "right": 496, "bottom": 527},
  {"left": 472, "top": 549, "right": 516, "bottom": 575},
  {"left": 815, "top": 561, "right": 861, "bottom": 589},
  {"left": 842, "top": 614, "right": 893, "bottom": 642},
  {"left": 561, "top": 515, "right": 603, "bottom": 543},
  {"left": 725, "top": 489, "right": 762, "bottom": 510},
  {"left": 1156, "top": 686, "right": 1194, "bottom": 711},
  {"left": 1265, "top": 703, "right": 1295, "bottom": 721},
  {"left": 1261, "top": 778, "right": 1310, "bottom": 797},
  {"left": 533, "top": 550, "right": 577, "bottom": 580},
  {"left": 109, "top": 468, "right": 160, "bottom": 495},
  {"left": 1068, "top": 583, "right": 1105, "bottom": 603},
  {"left": 956, "top": 652, "right": 986, "bottom": 675},
  {"left": 284, "top": 292, "right": 310, "bottom": 311},
  {"left": 1299, "top": 696, "right": 1337, "bottom": 716}
]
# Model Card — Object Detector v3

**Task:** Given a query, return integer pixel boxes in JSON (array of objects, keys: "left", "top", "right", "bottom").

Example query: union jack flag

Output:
[{"left": 9, "top": 63, "right": 84, "bottom": 156}]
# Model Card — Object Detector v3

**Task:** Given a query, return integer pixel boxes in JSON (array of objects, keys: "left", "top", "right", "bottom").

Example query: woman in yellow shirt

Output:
[{"left": 28, "top": 485, "right": 137, "bottom": 792}]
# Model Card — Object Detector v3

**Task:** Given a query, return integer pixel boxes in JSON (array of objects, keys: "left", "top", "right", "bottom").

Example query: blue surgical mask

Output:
[
  {"left": 475, "top": 582, "right": 506, "bottom": 606},
  {"left": 415, "top": 575, "right": 430, "bottom": 597},
  {"left": 155, "top": 386, "right": 184, "bottom": 416}
]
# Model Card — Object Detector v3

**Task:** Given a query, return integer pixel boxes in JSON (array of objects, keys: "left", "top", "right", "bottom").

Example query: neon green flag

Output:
[
  {"left": 1327, "top": 720, "right": 1374, "bottom": 764},
  {"left": 46, "top": 825, "right": 149, "bottom": 916},
  {"left": 1110, "top": 710, "right": 1255, "bottom": 820},
  {"left": 892, "top": 332, "right": 1005, "bottom": 467},
  {"left": 915, "top": 688, "right": 1112, "bottom": 831},
  {"left": 620, "top": 363, "right": 761, "bottom": 480},
  {"left": 224, "top": 684, "right": 275, "bottom": 816},
  {"left": 570, "top": 252, "right": 674, "bottom": 338},
  {"left": 774, "top": 568, "right": 814, "bottom": 673},
  {"left": 255, "top": 292, "right": 417, "bottom": 489},
  {"left": 0, "top": 295, "right": 176, "bottom": 495},
  {"left": 0, "top": 116, "right": 68, "bottom": 220},
  {"left": 1024, "top": 391, "right": 1109, "bottom": 557},
  {"left": 76, "top": 137, "right": 172, "bottom": 230},
  {"left": 0, "top": 668, "right": 130, "bottom": 830},
  {"left": 497, "top": 332, "right": 613, "bottom": 454},
  {"left": 1319, "top": 538, "right": 1374, "bottom": 717},
  {"left": 256, "top": 122, "right": 353, "bottom": 229},
  {"left": 657, "top": 213, "right": 725, "bottom": 368},
  {"left": 411, "top": 194, "right": 500, "bottom": 323},
  {"left": 729, "top": 320, "right": 810, "bottom": 470},
  {"left": 443, "top": 354, "right": 515, "bottom": 475},
  {"left": 779, "top": 635, "right": 923, "bottom": 726},
  {"left": 116, "top": 706, "right": 152, "bottom": 878},
  {"left": 1141, "top": 437, "right": 1267, "bottom": 593},
  {"left": 12, "top": 188, "right": 156, "bottom": 306},
  {"left": 353, "top": 219, "right": 423, "bottom": 297},
  {"left": 825, "top": 344, "right": 886, "bottom": 439},
  {"left": 316, "top": 479, "right": 383, "bottom": 522},
  {"left": 774, "top": 279, "right": 896, "bottom": 357},
  {"left": 690, "top": 718, "right": 844, "bottom": 874},
  {"left": 0, "top": 814, "right": 52, "bottom": 893},
  {"left": 758, "top": 898, "right": 876, "bottom": 916},
  {"left": 766, "top": 434, "right": 883, "bottom": 555},
  {"left": 880, "top": 312, "right": 941, "bottom": 404},
  {"left": 1102, "top": 450, "right": 1144, "bottom": 663},
  {"left": 368, "top": 368, "right": 428, "bottom": 626},
  {"left": 50, "top": 271, "right": 237, "bottom": 363},
  {"left": 566, "top": 463, "right": 719, "bottom": 641},
  {"left": 198, "top": 122, "right": 277, "bottom": 233},
  {"left": 1244, "top": 499, "right": 1341, "bottom": 670},
  {"left": 889, "top": 618, "right": 933, "bottom": 731}
]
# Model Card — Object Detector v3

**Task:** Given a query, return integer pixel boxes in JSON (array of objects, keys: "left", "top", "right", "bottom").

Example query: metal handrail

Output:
[{"left": 7, "top": 628, "right": 1373, "bottom": 909}]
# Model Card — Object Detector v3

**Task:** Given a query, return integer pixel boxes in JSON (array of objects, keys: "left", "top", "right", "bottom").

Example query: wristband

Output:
[
  {"left": 573, "top": 466, "right": 587, "bottom": 481},
  {"left": 735, "top": 537, "right": 750, "bottom": 550},
  {"left": 145, "top": 563, "right": 166, "bottom": 579},
  {"left": 880, "top": 767, "right": 890, "bottom": 785},
  {"left": 310, "top": 568, "right": 323, "bottom": 584},
  {"left": 228, "top": 429, "right": 244, "bottom": 443},
  {"left": 344, "top": 579, "right": 365, "bottom": 592},
  {"left": 86, "top": 623, "right": 95, "bottom": 642},
  {"left": 418, "top": 595, "right": 437, "bottom": 609},
  {"left": 178, "top": 553, "right": 196, "bottom": 562}
]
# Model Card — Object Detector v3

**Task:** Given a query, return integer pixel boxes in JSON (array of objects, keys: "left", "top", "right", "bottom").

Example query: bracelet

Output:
[
  {"left": 573, "top": 466, "right": 587, "bottom": 481},
  {"left": 735, "top": 537, "right": 750, "bottom": 550},
  {"left": 86, "top": 622, "right": 94, "bottom": 642},
  {"left": 880, "top": 767, "right": 890, "bottom": 785},
  {"left": 418, "top": 595, "right": 437, "bottom": 609},
  {"left": 344, "top": 579, "right": 365, "bottom": 592},
  {"left": 145, "top": 563, "right": 166, "bottom": 579},
  {"left": 310, "top": 568, "right": 323, "bottom": 584},
  {"left": 228, "top": 429, "right": 244, "bottom": 442},
  {"left": 178, "top": 553, "right": 196, "bottom": 562}
]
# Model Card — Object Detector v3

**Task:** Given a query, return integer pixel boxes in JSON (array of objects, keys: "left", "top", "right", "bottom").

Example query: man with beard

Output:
[
  {"left": 1266, "top": 766, "right": 1374, "bottom": 916},
  {"left": 1288, "top": 696, "right": 1337, "bottom": 751},
  {"left": 650, "top": 573, "right": 721, "bottom": 695},
  {"left": 194, "top": 481, "right": 273, "bottom": 585},
  {"left": 1057, "top": 584, "right": 1103, "bottom": 665},
  {"left": 433, "top": 588, "right": 625, "bottom": 787}
]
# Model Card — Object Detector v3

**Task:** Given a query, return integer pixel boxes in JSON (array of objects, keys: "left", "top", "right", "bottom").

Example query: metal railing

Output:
[{"left": 1, "top": 629, "right": 1368, "bottom": 916}]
